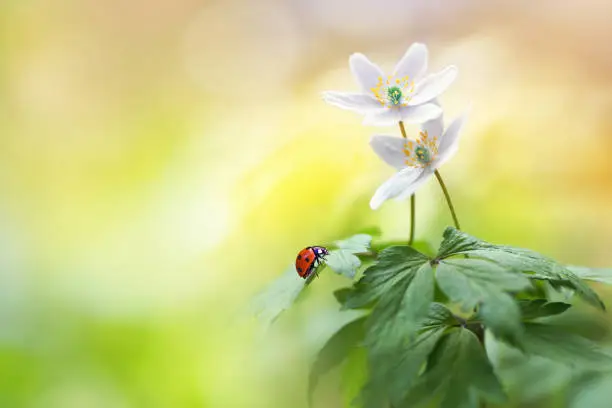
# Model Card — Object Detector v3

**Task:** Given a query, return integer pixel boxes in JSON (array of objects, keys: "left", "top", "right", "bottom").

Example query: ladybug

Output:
[{"left": 295, "top": 246, "right": 329, "bottom": 279}]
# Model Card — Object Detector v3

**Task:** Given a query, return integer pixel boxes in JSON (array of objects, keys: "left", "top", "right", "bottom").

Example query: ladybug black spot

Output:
[
  {"left": 297, "top": 254, "right": 301, "bottom": 260},
  {"left": 297, "top": 266, "right": 303, "bottom": 273},
  {"left": 305, "top": 257, "right": 310, "bottom": 262}
]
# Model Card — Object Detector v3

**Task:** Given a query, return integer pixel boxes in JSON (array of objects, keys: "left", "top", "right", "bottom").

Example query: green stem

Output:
[
  {"left": 409, "top": 194, "right": 415, "bottom": 246},
  {"left": 398, "top": 121, "right": 416, "bottom": 246},
  {"left": 433, "top": 169, "right": 461, "bottom": 230}
]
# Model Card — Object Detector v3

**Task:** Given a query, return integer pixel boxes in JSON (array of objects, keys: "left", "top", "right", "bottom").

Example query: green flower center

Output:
[
  {"left": 371, "top": 76, "right": 414, "bottom": 108},
  {"left": 386, "top": 86, "right": 403, "bottom": 106},
  {"left": 403, "top": 131, "right": 439, "bottom": 168},
  {"left": 414, "top": 145, "right": 432, "bottom": 165}
]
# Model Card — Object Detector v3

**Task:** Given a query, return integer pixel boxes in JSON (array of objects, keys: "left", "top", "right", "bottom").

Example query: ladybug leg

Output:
[{"left": 314, "top": 254, "right": 326, "bottom": 278}]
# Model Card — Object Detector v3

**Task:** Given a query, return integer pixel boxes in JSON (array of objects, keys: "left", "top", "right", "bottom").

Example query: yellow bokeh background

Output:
[{"left": 1, "top": 0, "right": 612, "bottom": 406}]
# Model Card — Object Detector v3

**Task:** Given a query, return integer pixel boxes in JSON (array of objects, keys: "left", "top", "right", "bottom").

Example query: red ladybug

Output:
[{"left": 295, "top": 246, "right": 329, "bottom": 279}]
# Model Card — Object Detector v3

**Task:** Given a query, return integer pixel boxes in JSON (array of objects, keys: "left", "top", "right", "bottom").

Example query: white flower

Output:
[
  {"left": 368, "top": 109, "right": 469, "bottom": 209},
  {"left": 323, "top": 43, "right": 457, "bottom": 126}
]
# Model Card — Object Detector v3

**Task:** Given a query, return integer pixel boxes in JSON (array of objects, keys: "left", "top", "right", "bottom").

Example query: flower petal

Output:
[
  {"left": 322, "top": 91, "right": 381, "bottom": 113},
  {"left": 433, "top": 108, "right": 470, "bottom": 168},
  {"left": 393, "top": 43, "right": 428, "bottom": 81},
  {"left": 363, "top": 108, "right": 402, "bottom": 126},
  {"left": 398, "top": 103, "right": 442, "bottom": 124},
  {"left": 409, "top": 65, "right": 458, "bottom": 106},
  {"left": 370, "top": 135, "right": 407, "bottom": 170},
  {"left": 396, "top": 167, "right": 435, "bottom": 201},
  {"left": 349, "top": 53, "right": 384, "bottom": 94},
  {"left": 370, "top": 167, "right": 424, "bottom": 210},
  {"left": 421, "top": 114, "right": 444, "bottom": 142}
]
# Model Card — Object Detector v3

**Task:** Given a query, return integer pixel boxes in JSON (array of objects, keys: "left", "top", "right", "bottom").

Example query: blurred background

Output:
[{"left": 1, "top": 0, "right": 612, "bottom": 406}]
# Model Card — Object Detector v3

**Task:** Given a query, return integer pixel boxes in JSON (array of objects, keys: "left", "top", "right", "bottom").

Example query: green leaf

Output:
[
  {"left": 435, "top": 258, "right": 529, "bottom": 345},
  {"left": 333, "top": 288, "right": 353, "bottom": 307},
  {"left": 421, "top": 302, "right": 457, "bottom": 329},
  {"left": 308, "top": 316, "right": 367, "bottom": 406},
  {"left": 487, "top": 333, "right": 573, "bottom": 403},
  {"left": 340, "top": 344, "right": 368, "bottom": 408},
  {"left": 326, "top": 234, "right": 373, "bottom": 279},
  {"left": 250, "top": 265, "right": 309, "bottom": 327},
  {"left": 436, "top": 258, "right": 531, "bottom": 301},
  {"left": 518, "top": 299, "right": 572, "bottom": 320},
  {"left": 437, "top": 227, "right": 605, "bottom": 311},
  {"left": 540, "top": 307, "right": 611, "bottom": 341},
  {"left": 522, "top": 322, "right": 612, "bottom": 367},
  {"left": 479, "top": 293, "right": 523, "bottom": 346},
  {"left": 571, "top": 375, "right": 612, "bottom": 408},
  {"left": 358, "top": 303, "right": 453, "bottom": 408},
  {"left": 344, "top": 246, "right": 433, "bottom": 349},
  {"left": 334, "top": 234, "right": 372, "bottom": 252},
  {"left": 567, "top": 265, "right": 612, "bottom": 284},
  {"left": 326, "top": 250, "right": 362, "bottom": 279},
  {"left": 401, "top": 328, "right": 506, "bottom": 408}
]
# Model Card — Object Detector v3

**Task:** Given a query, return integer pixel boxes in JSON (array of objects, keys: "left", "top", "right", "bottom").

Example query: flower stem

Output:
[
  {"left": 398, "top": 121, "right": 416, "bottom": 246},
  {"left": 433, "top": 169, "right": 461, "bottom": 230},
  {"left": 409, "top": 194, "right": 415, "bottom": 246}
]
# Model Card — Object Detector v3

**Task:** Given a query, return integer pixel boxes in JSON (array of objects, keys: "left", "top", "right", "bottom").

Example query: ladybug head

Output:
[{"left": 314, "top": 246, "right": 329, "bottom": 256}]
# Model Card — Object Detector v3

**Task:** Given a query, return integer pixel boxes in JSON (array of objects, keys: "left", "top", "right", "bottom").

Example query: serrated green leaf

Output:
[
  {"left": 435, "top": 258, "right": 529, "bottom": 345},
  {"left": 488, "top": 332, "right": 573, "bottom": 403},
  {"left": 437, "top": 227, "right": 605, "bottom": 310},
  {"left": 436, "top": 258, "right": 531, "bottom": 301},
  {"left": 421, "top": 302, "right": 457, "bottom": 329},
  {"left": 567, "top": 265, "right": 612, "bottom": 284},
  {"left": 365, "top": 263, "right": 434, "bottom": 349},
  {"left": 522, "top": 322, "right": 612, "bottom": 368},
  {"left": 326, "top": 234, "right": 373, "bottom": 279},
  {"left": 358, "top": 304, "right": 453, "bottom": 408},
  {"left": 344, "top": 246, "right": 429, "bottom": 309},
  {"left": 437, "top": 227, "right": 482, "bottom": 256},
  {"left": 479, "top": 293, "right": 523, "bottom": 347},
  {"left": 400, "top": 328, "right": 506, "bottom": 408},
  {"left": 518, "top": 299, "right": 572, "bottom": 320},
  {"left": 308, "top": 316, "right": 367, "bottom": 406},
  {"left": 344, "top": 246, "right": 433, "bottom": 351},
  {"left": 386, "top": 324, "right": 446, "bottom": 404}
]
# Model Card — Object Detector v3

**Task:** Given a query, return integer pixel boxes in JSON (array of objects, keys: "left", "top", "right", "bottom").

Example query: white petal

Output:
[
  {"left": 393, "top": 43, "right": 428, "bottom": 81},
  {"left": 421, "top": 114, "right": 444, "bottom": 142},
  {"left": 432, "top": 108, "right": 470, "bottom": 168},
  {"left": 369, "top": 135, "right": 407, "bottom": 170},
  {"left": 370, "top": 167, "right": 424, "bottom": 210},
  {"left": 398, "top": 103, "right": 442, "bottom": 124},
  {"left": 362, "top": 108, "right": 401, "bottom": 126},
  {"left": 322, "top": 91, "right": 381, "bottom": 113},
  {"left": 349, "top": 53, "right": 384, "bottom": 94},
  {"left": 409, "top": 65, "right": 458, "bottom": 106},
  {"left": 396, "top": 167, "right": 435, "bottom": 200}
]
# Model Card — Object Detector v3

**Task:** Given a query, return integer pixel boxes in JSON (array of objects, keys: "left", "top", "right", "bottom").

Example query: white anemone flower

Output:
[
  {"left": 369, "top": 109, "right": 469, "bottom": 209},
  {"left": 323, "top": 43, "right": 457, "bottom": 126}
]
